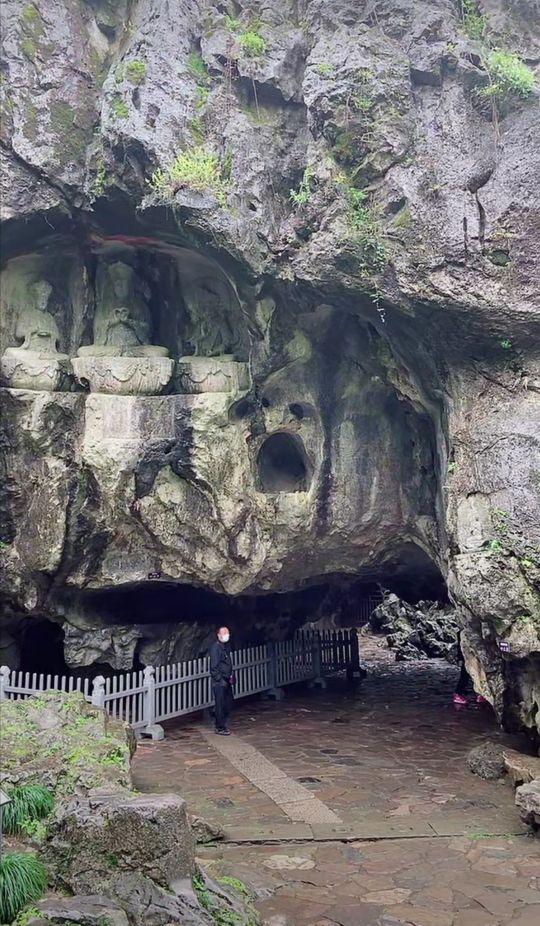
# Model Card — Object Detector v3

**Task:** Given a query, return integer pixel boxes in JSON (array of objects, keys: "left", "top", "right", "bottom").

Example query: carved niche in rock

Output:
[
  {"left": 0, "top": 280, "right": 71, "bottom": 391},
  {"left": 73, "top": 261, "right": 173, "bottom": 395},
  {"left": 182, "top": 277, "right": 241, "bottom": 358},
  {"left": 177, "top": 354, "right": 250, "bottom": 394}
]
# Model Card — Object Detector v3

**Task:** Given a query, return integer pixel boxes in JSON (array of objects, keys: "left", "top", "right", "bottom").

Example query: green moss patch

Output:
[{"left": 0, "top": 692, "right": 131, "bottom": 800}]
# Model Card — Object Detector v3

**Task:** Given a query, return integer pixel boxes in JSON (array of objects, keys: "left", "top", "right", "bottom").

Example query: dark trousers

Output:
[
  {"left": 213, "top": 680, "right": 233, "bottom": 730},
  {"left": 456, "top": 662, "right": 473, "bottom": 696}
]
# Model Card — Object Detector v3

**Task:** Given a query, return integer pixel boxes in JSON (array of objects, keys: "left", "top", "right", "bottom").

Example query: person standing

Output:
[{"left": 209, "top": 626, "right": 234, "bottom": 735}]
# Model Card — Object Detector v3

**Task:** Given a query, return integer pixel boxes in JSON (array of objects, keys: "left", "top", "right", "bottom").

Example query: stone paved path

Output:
[{"left": 133, "top": 633, "right": 540, "bottom": 924}]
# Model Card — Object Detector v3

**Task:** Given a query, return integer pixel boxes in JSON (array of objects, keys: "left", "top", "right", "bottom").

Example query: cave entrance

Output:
[
  {"left": 257, "top": 432, "right": 310, "bottom": 493},
  {"left": 18, "top": 618, "right": 68, "bottom": 674},
  {"left": 44, "top": 547, "right": 449, "bottom": 674}
]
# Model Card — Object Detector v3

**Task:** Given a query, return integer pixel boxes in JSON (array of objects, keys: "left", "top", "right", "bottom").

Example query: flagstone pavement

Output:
[{"left": 132, "top": 634, "right": 540, "bottom": 925}]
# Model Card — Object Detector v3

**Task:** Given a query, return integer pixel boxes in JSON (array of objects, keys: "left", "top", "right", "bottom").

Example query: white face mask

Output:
[{"left": 220, "top": 633, "right": 230, "bottom": 643}]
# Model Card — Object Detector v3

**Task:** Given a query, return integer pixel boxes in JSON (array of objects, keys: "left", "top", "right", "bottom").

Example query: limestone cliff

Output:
[{"left": 1, "top": 1, "right": 539, "bottom": 738}]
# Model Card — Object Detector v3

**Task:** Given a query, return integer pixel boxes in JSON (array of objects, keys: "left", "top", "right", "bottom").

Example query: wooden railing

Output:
[{"left": 0, "top": 629, "right": 360, "bottom": 739}]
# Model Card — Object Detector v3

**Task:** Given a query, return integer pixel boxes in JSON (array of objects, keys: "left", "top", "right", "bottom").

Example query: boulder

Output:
[
  {"left": 467, "top": 743, "right": 507, "bottom": 781},
  {"left": 515, "top": 779, "right": 540, "bottom": 829},
  {"left": 46, "top": 790, "right": 205, "bottom": 926}
]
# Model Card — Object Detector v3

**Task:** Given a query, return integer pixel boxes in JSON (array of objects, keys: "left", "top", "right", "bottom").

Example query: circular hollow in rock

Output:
[
  {"left": 257, "top": 432, "right": 310, "bottom": 493},
  {"left": 229, "top": 397, "right": 255, "bottom": 421},
  {"left": 289, "top": 402, "right": 305, "bottom": 420}
]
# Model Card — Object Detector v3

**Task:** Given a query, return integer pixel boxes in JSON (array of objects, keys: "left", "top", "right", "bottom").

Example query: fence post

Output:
[
  {"left": 265, "top": 641, "right": 284, "bottom": 700},
  {"left": 142, "top": 666, "right": 165, "bottom": 741},
  {"left": 309, "top": 633, "right": 326, "bottom": 689},
  {"left": 0, "top": 666, "right": 10, "bottom": 701},
  {"left": 91, "top": 675, "right": 105, "bottom": 709},
  {"left": 346, "top": 628, "right": 365, "bottom": 683}
]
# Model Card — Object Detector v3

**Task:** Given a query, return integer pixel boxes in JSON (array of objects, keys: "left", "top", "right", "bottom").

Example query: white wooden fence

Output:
[{"left": 0, "top": 629, "right": 359, "bottom": 739}]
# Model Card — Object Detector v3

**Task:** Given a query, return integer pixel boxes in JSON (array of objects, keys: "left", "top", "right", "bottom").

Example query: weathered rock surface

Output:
[
  {"left": 46, "top": 791, "right": 204, "bottom": 925},
  {"left": 503, "top": 748, "right": 540, "bottom": 787},
  {"left": 370, "top": 593, "right": 460, "bottom": 662},
  {"left": 1, "top": 0, "right": 539, "bottom": 738},
  {"left": 515, "top": 778, "right": 540, "bottom": 829},
  {"left": 28, "top": 895, "right": 130, "bottom": 926},
  {"left": 467, "top": 742, "right": 507, "bottom": 781}
]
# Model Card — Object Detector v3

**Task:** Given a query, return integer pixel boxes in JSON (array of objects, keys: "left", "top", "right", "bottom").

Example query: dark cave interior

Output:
[
  {"left": 9, "top": 547, "right": 449, "bottom": 674},
  {"left": 257, "top": 431, "right": 311, "bottom": 493}
]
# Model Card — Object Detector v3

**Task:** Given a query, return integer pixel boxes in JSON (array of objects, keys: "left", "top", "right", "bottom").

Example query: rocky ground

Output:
[{"left": 132, "top": 635, "right": 540, "bottom": 925}]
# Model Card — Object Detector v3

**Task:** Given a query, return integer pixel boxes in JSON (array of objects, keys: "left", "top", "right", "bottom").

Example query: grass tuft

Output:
[
  {"left": 0, "top": 853, "right": 47, "bottom": 924},
  {"left": 150, "top": 146, "right": 229, "bottom": 204},
  {"left": 2, "top": 785, "right": 54, "bottom": 835}
]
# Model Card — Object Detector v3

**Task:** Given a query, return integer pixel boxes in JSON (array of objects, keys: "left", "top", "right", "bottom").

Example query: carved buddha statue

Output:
[
  {"left": 1, "top": 280, "right": 70, "bottom": 391},
  {"left": 176, "top": 276, "right": 250, "bottom": 394},
  {"left": 73, "top": 261, "right": 173, "bottom": 395},
  {"left": 78, "top": 262, "right": 168, "bottom": 359}
]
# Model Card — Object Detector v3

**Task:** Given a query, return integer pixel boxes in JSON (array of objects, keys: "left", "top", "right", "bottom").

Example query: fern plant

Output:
[
  {"left": 0, "top": 852, "right": 47, "bottom": 924},
  {"left": 1, "top": 785, "right": 54, "bottom": 835}
]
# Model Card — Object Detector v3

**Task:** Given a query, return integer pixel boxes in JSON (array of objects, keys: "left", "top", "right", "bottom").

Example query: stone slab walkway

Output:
[
  {"left": 132, "top": 633, "right": 540, "bottom": 924},
  {"left": 199, "top": 725, "right": 341, "bottom": 825}
]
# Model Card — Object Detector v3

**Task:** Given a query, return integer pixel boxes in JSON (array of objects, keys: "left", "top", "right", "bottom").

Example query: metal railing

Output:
[{"left": 0, "top": 628, "right": 359, "bottom": 739}]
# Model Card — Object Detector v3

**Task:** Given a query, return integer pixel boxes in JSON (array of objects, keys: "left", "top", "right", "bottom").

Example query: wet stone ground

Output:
[{"left": 133, "top": 634, "right": 540, "bottom": 925}]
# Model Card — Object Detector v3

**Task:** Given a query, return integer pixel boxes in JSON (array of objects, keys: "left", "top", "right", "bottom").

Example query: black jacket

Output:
[{"left": 209, "top": 640, "right": 233, "bottom": 684}]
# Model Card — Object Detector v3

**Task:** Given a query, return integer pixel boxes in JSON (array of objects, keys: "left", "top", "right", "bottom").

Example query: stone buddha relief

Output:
[
  {"left": 177, "top": 276, "right": 250, "bottom": 394},
  {"left": 73, "top": 261, "right": 173, "bottom": 395},
  {"left": 1, "top": 280, "right": 71, "bottom": 391}
]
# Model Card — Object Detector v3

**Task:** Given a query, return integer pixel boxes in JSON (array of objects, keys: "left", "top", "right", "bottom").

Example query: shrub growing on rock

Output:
[
  {"left": 150, "top": 146, "right": 229, "bottom": 204},
  {"left": 482, "top": 49, "right": 535, "bottom": 102},
  {"left": 0, "top": 852, "right": 47, "bottom": 924},
  {"left": 238, "top": 31, "right": 267, "bottom": 58}
]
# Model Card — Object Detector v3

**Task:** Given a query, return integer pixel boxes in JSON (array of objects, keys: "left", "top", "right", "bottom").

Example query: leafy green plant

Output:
[
  {"left": 111, "top": 96, "right": 129, "bottom": 119},
  {"left": 238, "top": 31, "right": 267, "bottom": 57},
  {"left": 12, "top": 904, "right": 42, "bottom": 926},
  {"left": 290, "top": 165, "right": 314, "bottom": 206},
  {"left": 126, "top": 59, "right": 147, "bottom": 85},
  {"left": 481, "top": 49, "right": 535, "bottom": 101},
  {"left": 1, "top": 785, "right": 54, "bottom": 835},
  {"left": 448, "top": 462, "right": 458, "bottom": 475},
  {"left": 91, "top": 160, "right": 107, "bottom": 198},
  {"left": 347, "top": 187, "right": 387, "bottom": 269},
  {"left": 188, "top": 52, "right": 211, "bottom": 86},
  {"left": 188, "top": 116, "right": 205, "bottom": 143},
  {"left": 150, "top": 146, "right": 229, "bottom": 204},
  {"left": 225, "top": 15, "right": 241, "bottom": 32},
  {"left": 462, "top": 0, "right": 486, "bottom": 41},
  {"left": 500, "top": 338, "right": 512, "bottom": 349},
  {"left": 316, "top": 62, "right": 334, "bottom": 76},
  {"left": 486, "top": 538, "right": 503, "bottom": 553},
  {"left": 0, "top": 852, "right": 47, "bottom": 924},
  {"left": 100, "top": 745, "right": 126, "bottom": 768}
]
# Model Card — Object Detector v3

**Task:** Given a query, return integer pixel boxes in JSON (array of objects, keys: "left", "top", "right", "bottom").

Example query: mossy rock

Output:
[{"left": 0, "top": 692, "right": 132, "bottom": 799}]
